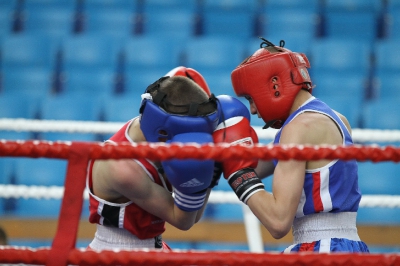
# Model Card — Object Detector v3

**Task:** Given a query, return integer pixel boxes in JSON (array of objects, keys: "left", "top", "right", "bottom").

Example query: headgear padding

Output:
[
  {"left": 140, "top": 77, "right": 219, "bottom": 142},
  {"left": 231, "top": 39, "right": 312, "bottom": 129}
]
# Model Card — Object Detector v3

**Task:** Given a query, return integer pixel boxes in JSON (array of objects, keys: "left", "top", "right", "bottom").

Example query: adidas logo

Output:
[{"left": 180, "top": 178, "right": 204, "bottom": 188}]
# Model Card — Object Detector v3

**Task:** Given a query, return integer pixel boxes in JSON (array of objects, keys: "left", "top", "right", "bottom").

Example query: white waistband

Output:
[
  {"left": 89, "top": 224, "right": 163, "bottom": 251},
  {"left": 292, "top": 212, "right": 360, "bottom": 244}
]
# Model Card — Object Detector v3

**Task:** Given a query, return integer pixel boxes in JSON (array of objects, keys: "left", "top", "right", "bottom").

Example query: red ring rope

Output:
[
  {"left": 0, "top": 140, "right": 399, "bottom": 162},
  {"left": 1, "top": 246, "right": 399, "bottom": 266},
  {"left": 1, "top": 140, "right": 400, "bottom": 265}
]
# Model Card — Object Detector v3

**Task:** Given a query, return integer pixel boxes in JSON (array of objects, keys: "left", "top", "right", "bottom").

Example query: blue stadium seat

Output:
[
  {"left": 201, "top": 0, "right": 258, "bottom": 39},
  {"left": 202, "top": 11, "right": 254, "bottom": 39},
  {"left": 183, "top": 36, "right": 247, "bottom": 74},
  {"left": 357, "top": 207, "right": 400, "bottom": 225},
  {"left": 362, "top": 98, "right": 400, "bottom": 130},
  {"left": 142, "top": 10, "right": 195, "bottom": 39},
  {"left": 24, "top": 0, "right": 76, "bottom": 9},
  {"left": 39, "top": 95, "right": 104, "bottom": 121},
  {"left": 324, "top": 0, "right": 382, "bottom": 12},
  {"left": 84, "top": 0, "right": 136, "bottom": 10},
  {"left": 1, "top": 33, "right": 59, "bottom": 69},
  {"left": 83, "top": 0, "right": 137, "bottom": 36},
  {"left": 0, "top": 157, "right": 15, "bottom": 214},
  {"left": 0, "top": 0, "right": 17, "bottom": 9},
  {"left": 0, "top": 94, "right": 37, "bottom": 139},
  {"left": 15, "top": 158, "right": 67, "bottom": 186},
  {"left": 325, "top": 12, "right": 378, "bottom": 41},
  {"left": 124, "top": 68, "right": 167, "bottom": 94},
  {"left": 123, "top": 36, "right": 183, "bottom": 73},
  {"left": 38, "top": 95, "right": 103, "bottom": 141},
  {"left": 12, "top": 157, "right": 66, "bottom": 217},
  {"left": 2, "top": 67, "right": 53, "bottom": 97},
  {"left": 61, "top": 33, "right": 121, "bottom": 71},
  {"left": 84, "top": 9, "right": 134, "bottom": 37},
  {"left": 375, "top": 40, "right": 400, "bottom": 73},
  {"left": 0, "top": 131, "right": 32, "bottom": 141},
  {"left": 23, "top": 6, "right": 76, "bottom": 36},
  {"left": 143, "top": 0, "right": 198, "bottom": 13},
  {"left": 265, "top": 0, "right": 319, "bottom": 11},
  {"left": 384, "top": 9, "right": 400, "bottom": 39},
  {"left": 0, "top": 94, "right": 39, "bottom": 119},
  {"left": 206, "top": 203, "right": 244, "bottom": 222},
  {"left": 196, "top": 69, "right": 234, "bottom": 96},
  {"left": 358, "top": 161, "right": 400, "bottom": 195},
  {"left": 202, "top": 0, "right": 259, "bottom": 13},
  {"left": 387, "top": 0, "right": 400, "bottom": 11},
  {"left": 102, "top": 94, "right": 142, "bottom": 122},
  {"left": 261, "top": 10, "right": 318, "bottom": 41},
  {"left": 373, "top": 71, "right": 400, "bottom": 99},
  {"left": 0, "top": 2, "right": 15, "bottom": 36},
  {"left": 15, "top": 198, "right": 62, "bottom": 218},
  {"left": 311, "top": 70, "right": 367, "bottom": 99},
  {"left": 0, "top": 158, "right": 15, "bottom": 184},
  {"left": 323, "top": 0, "right": 382, "bottom": 41},
  {"left": 309, "top": 38, "right": 372, "bottom": 75},
  {"left": 63, "top": 67, "right": 117, "bottom": 97}
]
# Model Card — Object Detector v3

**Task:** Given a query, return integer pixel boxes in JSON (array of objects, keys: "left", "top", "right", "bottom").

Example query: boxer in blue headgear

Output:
[
  {"left": 139, "top": 76, "right": 220, "bottom": 142},
  {"left": 87, "top": 74, "right": 219, "bottom": 252}
]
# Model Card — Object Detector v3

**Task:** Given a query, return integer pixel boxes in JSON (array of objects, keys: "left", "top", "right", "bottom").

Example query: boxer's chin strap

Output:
[{"left": 263, "top": 119, "right": 283, "bottom": 129}]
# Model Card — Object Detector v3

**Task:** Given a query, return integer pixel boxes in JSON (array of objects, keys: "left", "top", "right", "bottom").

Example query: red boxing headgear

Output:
[
  {"left": 231, "top": 39, "right": 312, "bottom": 129},
  {"left": 166, "top": 66, "right": 212, "bottom": 96}
]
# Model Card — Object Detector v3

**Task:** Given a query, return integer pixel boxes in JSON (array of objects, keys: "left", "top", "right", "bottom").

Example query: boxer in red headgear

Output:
[
  {"left": 232, "top": 38, "right": 313, "bottom": 129},
  {"left": 216, "top": 38, "right": 369, "bottom": 253}
]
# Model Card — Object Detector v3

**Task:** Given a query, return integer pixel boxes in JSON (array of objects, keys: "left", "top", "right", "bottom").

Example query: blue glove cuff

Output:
[{"left": 173, "top": 189, "right": 207, "bottom": 212}]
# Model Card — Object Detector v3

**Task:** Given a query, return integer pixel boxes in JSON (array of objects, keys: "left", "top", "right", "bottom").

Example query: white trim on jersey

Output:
[{"left": 319, "top": 168, "right": 333, "bottom": 212}]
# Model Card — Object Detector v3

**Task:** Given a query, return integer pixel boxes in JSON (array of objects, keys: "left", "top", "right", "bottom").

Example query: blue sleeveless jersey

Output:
[{"left": 273, "top": 98, "right": 362, "bottom": 218}]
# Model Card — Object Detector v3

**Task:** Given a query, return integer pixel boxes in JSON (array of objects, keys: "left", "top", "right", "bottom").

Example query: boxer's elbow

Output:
[{"left": 268, "top": 222, "right": 291, "bottom": 239}]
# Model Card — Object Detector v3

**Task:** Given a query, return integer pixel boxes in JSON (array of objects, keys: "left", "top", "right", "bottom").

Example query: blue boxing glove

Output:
[
  {"left": 216, "top": 95, "right": 251, "bottom": 123},
  {"left": 162, "top": 132, "right": 214, "bottom": 212}
]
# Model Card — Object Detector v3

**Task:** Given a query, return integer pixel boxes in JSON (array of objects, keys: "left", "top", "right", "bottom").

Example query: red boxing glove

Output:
[
  {"left": 213, "top": 116, "right": 258, "bottom": 177},
  {"left": 213, "top": 115, "right": 264, "bottom": 204}
]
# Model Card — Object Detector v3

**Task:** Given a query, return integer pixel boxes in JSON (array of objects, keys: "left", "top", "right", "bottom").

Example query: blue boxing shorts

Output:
[{"left": 283, "top": 238, "right": 370, "bottom": 253}]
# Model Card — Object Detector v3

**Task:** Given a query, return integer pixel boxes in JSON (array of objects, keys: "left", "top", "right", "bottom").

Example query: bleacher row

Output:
[{"left": 0, "top": 0, "right": 400, "bottom": 251}]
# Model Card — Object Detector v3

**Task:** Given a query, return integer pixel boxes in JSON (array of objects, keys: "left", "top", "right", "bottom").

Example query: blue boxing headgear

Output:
[{"left": 139, "top": 76, "right": 220, "bottom": 142}]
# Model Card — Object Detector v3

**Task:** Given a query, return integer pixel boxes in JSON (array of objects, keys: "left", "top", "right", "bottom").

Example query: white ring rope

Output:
[
  {"left": 0, "top": 185, "right": 398, "bottom": 208},
  {"left": 1, "top": 118, "right": 400, "bottom": 142}
]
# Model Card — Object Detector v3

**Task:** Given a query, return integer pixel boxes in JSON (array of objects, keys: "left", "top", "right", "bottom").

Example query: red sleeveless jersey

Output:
[{"left": 87, "top": 118, "right": 172, "bottom": 240}]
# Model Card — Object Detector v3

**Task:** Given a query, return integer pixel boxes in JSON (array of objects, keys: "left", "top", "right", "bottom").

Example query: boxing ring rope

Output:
[{"left": 0, "top": 119, "right": 400, "bottom": 265}]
